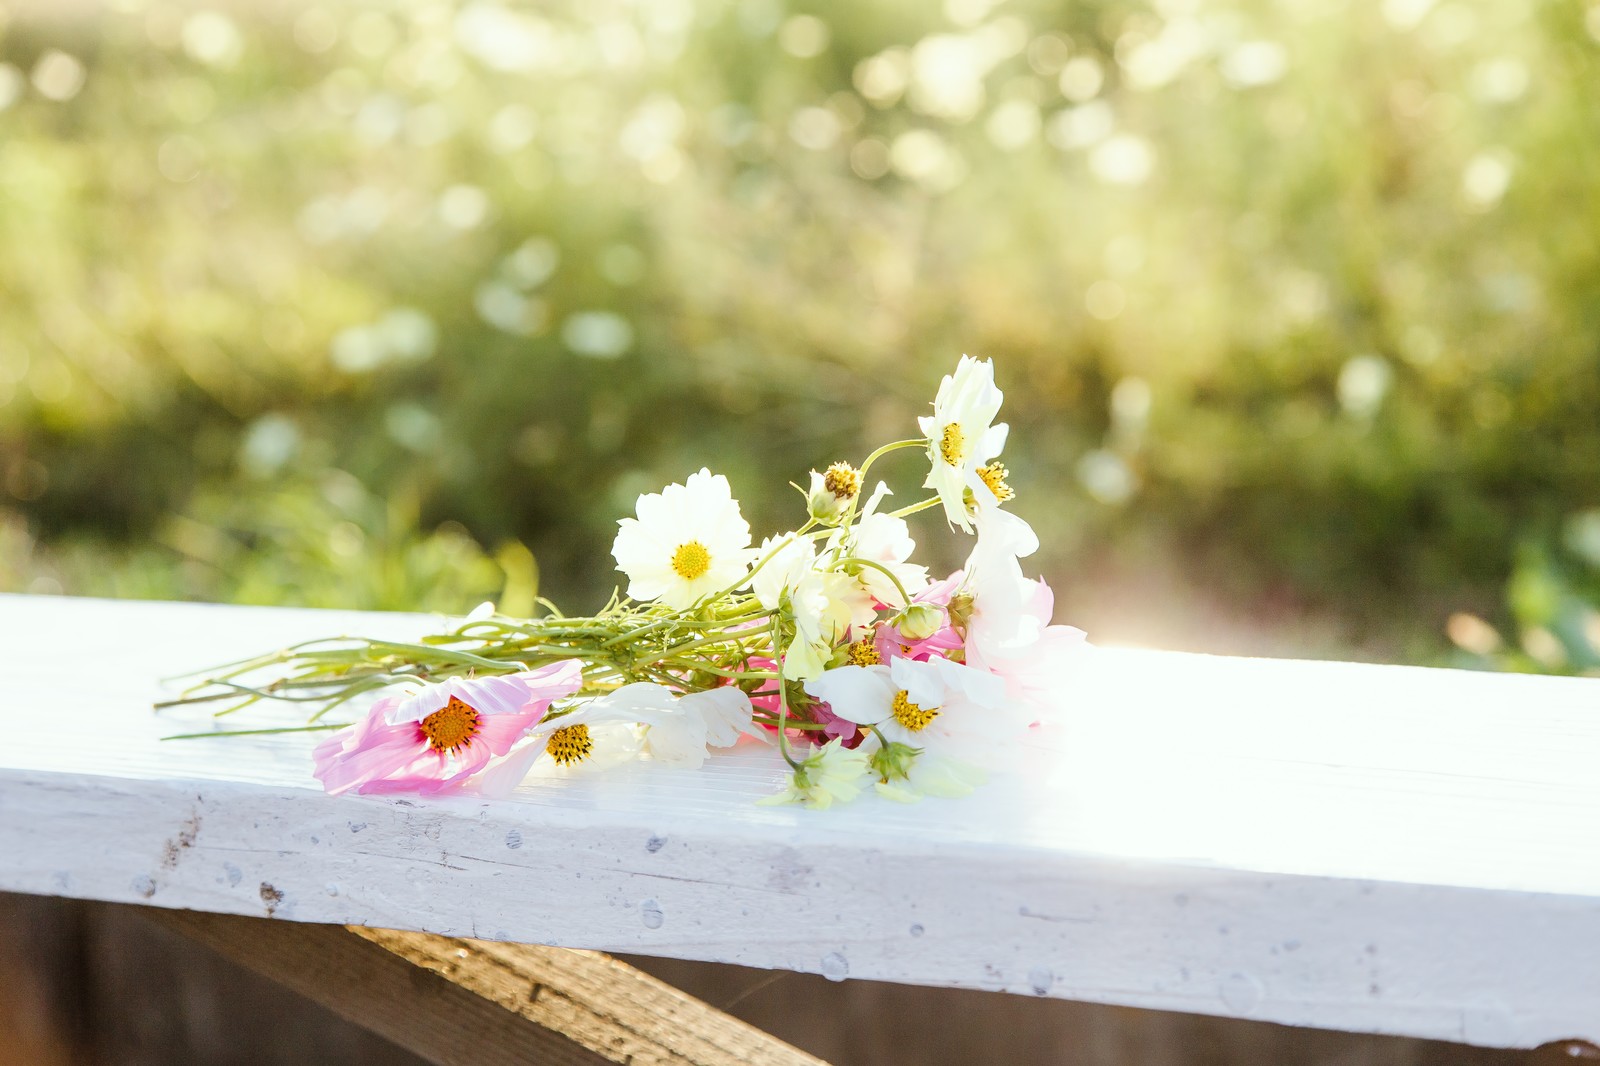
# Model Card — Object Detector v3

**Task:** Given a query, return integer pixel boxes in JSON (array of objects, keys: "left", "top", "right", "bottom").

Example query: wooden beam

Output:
[
  {"left": 143, "top": 908, "right": 827, "bottom": 1066},
  {"left": 7, "top": 595, "right": 1600, "bottom": 1047}
]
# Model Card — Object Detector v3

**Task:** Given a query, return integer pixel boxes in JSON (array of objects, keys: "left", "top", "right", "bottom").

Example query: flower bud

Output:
[
  {"left": 891, "top": 603, "right": 944, "bottom": 641},
  {"left": 806, "top": 462, "right": 861, "bottom": 525},
  {"left": 946, "top": 592, "right": 976, "bottom": 630},
  {"left": 870, "top": 741, "right": 921, "bottom": 783}
]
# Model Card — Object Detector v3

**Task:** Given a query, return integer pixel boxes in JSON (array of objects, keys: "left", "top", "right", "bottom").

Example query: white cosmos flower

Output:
[
  {"left": 805, "top": 461, "right": 861, "bottom": 524},
  {"left": 803, "top": 654, "right": 1017, "bottom": 757},
  {"left": 568, "top": 682, "right": 759, "bottom": 768},
  {"left": 745, "top": 530, "right": 873, "bottom": 681},
  {"left": 749, "top": 531, "right": 817, "bottom": 611},
  {"left": 826, "top": 482, "right": 929, "bottom": 608},
  {"left": 918, "top": 355, "right": 1009, "bottom": 533},
  {"left": 473, "top": 717, "right": 643, "bottom": 794},
  {"left": 472, "top": 683, "right": 759, "bottom": 794},
  {"left": 612, "top": 469, "right": 756, "bottom": 610}
]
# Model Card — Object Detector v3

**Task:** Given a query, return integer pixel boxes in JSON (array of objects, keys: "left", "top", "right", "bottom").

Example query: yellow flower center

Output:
[
  {"left": 891, "top": 690, "right": 939, "bottom": 732},
  {"left": 846, "top": 637, "right": 881, "bottom": 666},
  {"left": 545, "top": 723, "right": 593, "bottom": 766},
  {"left": 822, "top": 461, "right": 862, "bottom": 500},
  {"left": 939, "top": 423, "right": 965, "bottom": 466},
  {"left": 671, "top": 541, "right": 712, "bottom": 580},
  {"left": 977, "top": 462, "right": 1014, "bottom": 503},
  {"left": 420, "top": 696, "right": 482, "bottom": 753}
]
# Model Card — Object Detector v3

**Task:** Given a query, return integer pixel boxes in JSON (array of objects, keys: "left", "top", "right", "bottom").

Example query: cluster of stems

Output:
[{"left": 162, "top": 439, "right": 941, "bottom": 750}]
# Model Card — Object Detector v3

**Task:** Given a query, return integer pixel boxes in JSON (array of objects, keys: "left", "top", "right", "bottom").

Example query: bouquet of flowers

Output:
[{"left": 168, "top": 357, "right": 1086, "bottom": 808}]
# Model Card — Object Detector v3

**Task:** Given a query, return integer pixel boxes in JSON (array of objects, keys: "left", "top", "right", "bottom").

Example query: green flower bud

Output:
[
  {"left": 891, "top": 603, "right": 944, "bottom": 641},
  {"left": 870, "top": 741, "right": 921, "bottom": 783},
  {"left": 947, "top": 592, "right": 976, "bottom": 629}
]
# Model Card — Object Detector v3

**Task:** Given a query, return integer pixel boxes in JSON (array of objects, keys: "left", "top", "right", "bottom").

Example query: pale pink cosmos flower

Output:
[
  {"left": 312, "top": 661, "right": 584, "bottom": 796},
  {"left": 961, "top": 509, "right": 1087, "bottom": 719}
]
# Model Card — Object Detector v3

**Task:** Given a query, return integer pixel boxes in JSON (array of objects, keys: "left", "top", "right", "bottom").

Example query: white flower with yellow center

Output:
[
  {"left": 918, "top": 355, "right": 1010, "bottom": 533},
  {"left": 803, "top": 654, "right": 1017, "bottom": 755},
  {"left": 473, "top": 683, "right": 760, "bottom": 794},
  {"left": 611, "top": 468, "right": 756, "bottom": 610}
]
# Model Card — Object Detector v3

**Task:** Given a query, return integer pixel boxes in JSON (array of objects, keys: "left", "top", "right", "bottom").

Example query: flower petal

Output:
[{"left": 804, "top": 665, "right": 895, "bottom": 725}]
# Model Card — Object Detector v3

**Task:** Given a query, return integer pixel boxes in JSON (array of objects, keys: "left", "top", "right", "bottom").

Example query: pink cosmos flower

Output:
[
  {"left": 312, "top": 661, "right": 584, "bottom": 796},
  {"left": 967, "top": 575, "right": 1086, "bottom": 712},
  {"left": 960, "top": 510, "right": 1087, "bottom": 719}
]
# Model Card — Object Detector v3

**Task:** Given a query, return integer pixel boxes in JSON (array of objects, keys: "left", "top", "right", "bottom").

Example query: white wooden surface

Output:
[{"left": 2, "top": 593, "right": 1598, "bottom": 1049}]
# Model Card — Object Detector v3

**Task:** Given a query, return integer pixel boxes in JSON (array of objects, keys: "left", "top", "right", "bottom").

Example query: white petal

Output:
[
  {"left": 974, "top": 422, "right": 1009, "bottom": 464},
  {"left": 681, "top": 687, "right": 758, "bottom": 747},
  {"left": 924, "top": 654, "right": 1008, "bottom": 708},
  {"left": 803, "top": 665, "right": 895, "bottom": 724},
  {"left": 889, "top": 657, "right": 947, "bottom": 710}
]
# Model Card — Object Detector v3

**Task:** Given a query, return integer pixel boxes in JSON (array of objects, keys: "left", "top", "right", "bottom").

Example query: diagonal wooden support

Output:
[{"left": 143, "top": 908, "right": 827, "bottom": 1066}]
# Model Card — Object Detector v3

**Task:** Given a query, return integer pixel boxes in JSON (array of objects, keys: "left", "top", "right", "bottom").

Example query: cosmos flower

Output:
[
  {"left": 748, "top": 531, "right": 817, "bottom": 612},
  {"left": 803, "top": 653, "right": 1015, "bottom": 756},
  {"left": 961, "top": 508, "right": 1089, "bottom": 720},
  {"left": 806, "top": 461, "right": 862, "bottom": 524},
  {"left": 473, "top": 682, "right": 760, "bottom": 795},
  {"left": 918, "top": 356, "right": 1010, "bottom": 533},
  {"left": 612, "top": 468, "right": 756, "bottom": 610},
  {"left": 311, "top": 662, "right": 584, "bottom": 796}
]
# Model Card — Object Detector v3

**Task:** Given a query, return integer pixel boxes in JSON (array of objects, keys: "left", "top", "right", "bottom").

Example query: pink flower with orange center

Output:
[{"left": 312, "top": 661, "right": 584, "bottom": 796}]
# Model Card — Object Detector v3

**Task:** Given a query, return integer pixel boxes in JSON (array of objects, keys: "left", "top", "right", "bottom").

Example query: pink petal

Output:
[
  {"left": 316, "top": 727, "right": 430, "bottom": 795},
  {"left": 314, "top": 661, "right": 585, "bottom": 797}
]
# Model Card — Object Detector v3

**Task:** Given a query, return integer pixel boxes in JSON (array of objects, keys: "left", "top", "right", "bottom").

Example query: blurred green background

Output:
[{"left": 2, "top": 0, "right": 1599, "bottom": 672}]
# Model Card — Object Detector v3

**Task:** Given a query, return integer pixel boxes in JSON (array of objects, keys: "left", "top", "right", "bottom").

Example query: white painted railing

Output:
[{"left": 2, "top": 593, "right": 1597, "bottom": 1049}]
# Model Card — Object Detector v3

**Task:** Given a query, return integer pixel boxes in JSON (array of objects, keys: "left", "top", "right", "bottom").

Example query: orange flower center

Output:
[
  {"left": 420, "top": 696, "right": 482, "bottom": 753},
  {"left": 546, "top": 723, "right": 593, "bottom": 766}
]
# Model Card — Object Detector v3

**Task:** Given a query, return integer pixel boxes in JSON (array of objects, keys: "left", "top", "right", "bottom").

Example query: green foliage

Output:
[
  {"left": 2, "top": 0, "right": 1599, "bottom": 648},
  {"left": 1445, "top": 509, "right": 1600, "bottom": 676},
  {"left": 2, "top": 471, "right": 522, "bottom": 613}
]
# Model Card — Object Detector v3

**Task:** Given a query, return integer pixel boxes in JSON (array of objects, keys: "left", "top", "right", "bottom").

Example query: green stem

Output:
[
  {"left": 831, "top": 556, "right": 913, "bottom": 608},
  {"left": 651, "top": 661, "right": 778, "bottom": 682},
  {"left": 887, "top": 495, "right": 943, "bottom": 521},
  {"left": 161, "top": 723, "right": 351, "bottom": 741},
  {"left": 855, "top": 438, "right": 927, "bottom": 485},
  {"left": 840, "top": 438, "right": 926, "bottom": 530},
  {"left": 771, "top": 615, "right": 801, "bottom": 769}
]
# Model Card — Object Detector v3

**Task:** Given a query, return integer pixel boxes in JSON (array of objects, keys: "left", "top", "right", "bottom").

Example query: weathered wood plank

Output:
[
  {"left": 2, "top": 594, "right": 1600, "bottom": 1048},
  {"left": 145, "top": 908, "right": 826, "bottom": 1066}
]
